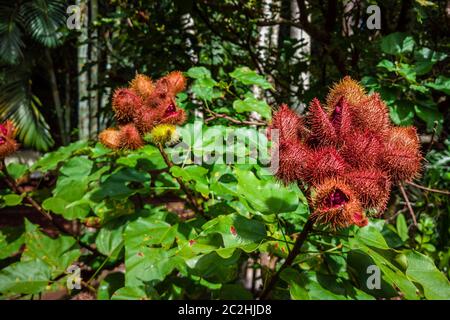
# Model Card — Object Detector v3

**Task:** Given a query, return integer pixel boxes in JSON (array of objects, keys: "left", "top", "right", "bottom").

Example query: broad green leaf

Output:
[
  {"left": 3, "top": 194, "right": 22, "bottom": 206},
  {"left": 405, "top": 251, "right": 450, "bottom": 300},
  {"left": 0, "top": 227, "right": 24, "bottom": 259},
  {"left": 95, "top": 223, "right": 125, "bottom": 260},
  {"left": 22, "top": 219, "right": 80, "bottom": 277},
  {"left": 170, "top": 165, "right": 209, "bottom": 197},
  {"left": 31, "top": 140, "right": 88, "bottom": 172},
  {"left": 377, "top": 59, "right": 396, "bottom": 72},
  {"left": 199, "top": 213, "right": 267, "bottom": 258},
  {"left": 389, "top": 101, "right": 414, "bottom": 125},
  {"left": 124, "top": 216, "right": 183, "bottom": 287},
  {"left": 425, "top": 76, "right": 450, "bottom": 95},
  {"left": 186, "top": 67, "right": 211, "bottom": 79},
  {"left": 0, "top": 260, "right": 51, "bottom": 295},
  {"left": 235, "top": 169, "right": 299, "bottom": 214},
  {"left": 60, "top": 156, "right": 93, "bottom": 178},
  {"left": 111, "top": 286, "right": 155, "bottom": 300},
  {"left": 380, "top": 33, "right": 415, "bottom": 55},
  {"left": 218, "top": 284, "right": 252, "bottom": 300},
  {"left": 396, "top": 214, "right": 409, "bottom": 241},
  {"left": 97, "top": 273, "right": 125, "bottom": 300},
  {"left": 233, "top": 96, "right": 271, "bottom": 120},
  {"left": 229, "top": 67, "right": 273, "bottom": 89},
  {"left": 6, "top": 163, "right": 27, "bottom": 179}
]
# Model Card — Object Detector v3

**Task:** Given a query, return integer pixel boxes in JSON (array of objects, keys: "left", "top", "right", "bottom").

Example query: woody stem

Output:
[
  {"left": 0, "top": 159, "right": 101, "bottom": 255},
  {"left": 157, "top": 144, "right": 208, "bottom": 219},
  {"left": 259, "top": 217, "right": 314, "bottom": 300}
]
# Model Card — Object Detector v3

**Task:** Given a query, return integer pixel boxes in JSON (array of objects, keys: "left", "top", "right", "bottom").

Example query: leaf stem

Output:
[
  {"left": 0, "top": 159, "right": 101, "bottom": 255},
  {"left": 259, "top": 217, "right": 314, "bottom": 299},
  {"left": 157, "top": 144, "right": 208, "bottom": 219}
]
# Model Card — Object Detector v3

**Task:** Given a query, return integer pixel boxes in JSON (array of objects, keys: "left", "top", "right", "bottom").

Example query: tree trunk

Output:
[
  {"left": 77, "top": 0, "right": 90, "bottom": 140},
  {"left": 45, "top": 49, "right": 68, "bottom": 145}
]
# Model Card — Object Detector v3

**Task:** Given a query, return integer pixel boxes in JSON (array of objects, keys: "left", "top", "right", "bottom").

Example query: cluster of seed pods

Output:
[
  {"left": 99, "top": 72, "right": 187, "bottom": 150},
  {"left": 0, "top": 121, "right": 18, "bottom": 159},
  {"left": 269, "top": 76, "right": 422, "bottom": 229}
]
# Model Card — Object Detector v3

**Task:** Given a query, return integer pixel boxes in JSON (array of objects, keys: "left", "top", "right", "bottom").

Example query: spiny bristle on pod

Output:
[
  {"left": 340, "top": 130, "right": 383, "bottom": 169},
  {"left": 381, "top": 126, "right": 422, "bottom": 183},
  {"left": 326, "top": 76, "right": 366, "bottom": 112},
  {"left": 119, "top": 124, "right": 144, "bottom": 150},
  {"left": 112, "top": 88, "right": 143, "bottom": 123},
  {"left": 344, "top": 169, "right": 391, "bottom": 214},
  {"left": 130, "top": 74, "right": 155, "bottom": 100},
  {"left": 275, "top": 140, "right": 310, "bottom": 184},
  {"left": 146, "top": 124, "right": 179, "bottom": 146},
  {"left": 306, "top": 98, "right": 337, "bottom": 146},
  {"left": 269, "top": 104, "right": 305, "bottom": 143},
  {"left": 349, "top": 93, "right": 390, "bottom": 136},
  {"left": 165, "top": 71, "right": 186, "bottom": 94},
  {"left": 99, "top": 128, "right": 122, "bottom": 150},
  {"left": 303, "top": 147, "right": 347, "bottom": 185}
]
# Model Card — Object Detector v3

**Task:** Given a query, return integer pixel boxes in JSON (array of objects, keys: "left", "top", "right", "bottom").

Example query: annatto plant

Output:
[{"left": 0, "top": 68, "right": 449, "bottom": 300}]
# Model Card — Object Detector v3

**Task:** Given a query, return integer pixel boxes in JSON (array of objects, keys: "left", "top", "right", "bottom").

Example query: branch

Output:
[
  {"left": 204, "top": 111, "right": 267, "bottom": 126},
  {"left": 0, "top": 160, "right": 101, "bottom": 255},
  {"left": 157, "top": 144, "right": 208, "bottom": 220},
  {"left": 407, "top": 181, "right": 450, "bottom": 195},
  {"left": 259, "top": 218, "right": 314, "bottom": 299},
  {"left": 399, "top": 183, "right": 417, "bottom": 226}
]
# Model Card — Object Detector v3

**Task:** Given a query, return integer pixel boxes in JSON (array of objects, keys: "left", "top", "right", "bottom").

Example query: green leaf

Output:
[
  {"left": 229, "top": 67, "right": 273, "bottom": 89},
  {"left": 405, "top": 251, "right": 450, "bottom": 300},
  {"left": 425, "top": 76, "right": 450, "bottom": 95},
  {"left": 380, "top": 33, "right": 415, "bottom": 56},
  {"left": 95, "top": 223, "right": 125, "bottom": 260},
  {"left": 6, "top": 163, "right": 27, "bottom": 180},
  {"left": 124, "top": 216, "right": 183, "bottom": 287},
  {"left": 414, "top": 104, "right": 443, "bottom": 131},
  {"left": 218, "top": 284, "right": 252, "bottom": 300},
  {"left": 0, "top": 227, "right": 24, "bottom": 259},
  {"left": 60, "top": 156, "right": 93, "bottom": 178},
  {"left": 396, "top": 214, "right": 409, "bottom": 241},
  {"left": 356, "top": 225, "right": 390, "bottom": 249},
  {"left": 111, "top": 286, "right": 153, "bottom": 300},
  {"left": 170, "top": 165, "right": 209, "bottom": 197},
  {"left": 199, "top": 213, "right": 267, "bottom": 258},
  {"left": 22, "top": 219, "right": 80, "bottom": 277},
  {"left": 0, "top": 260, "right": 51, "bottom": 295},
  {"left": 233, "top": 96, "right": 271, "bottom": 120},
  {"left": 377, "top": 59, "right": 396, "bottom": 72},
  {"left": 186, "top": 67, "right": 211, "bottom": 79},
  {"left": 97, "top": 273, "right": 125, "bottom": 300},
  {"left": 3, "top": 194, "right": 22, "bottom": 206},
  {"left": 389, "top": 101, "right": 414, "bottom": 125},
  {"left": 235, "top": 169, "right": 299, "bottom": 214}
]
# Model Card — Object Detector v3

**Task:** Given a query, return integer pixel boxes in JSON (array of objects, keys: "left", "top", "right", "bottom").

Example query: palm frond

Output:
[
  {"left": 20, "top": 0, "right": 66, "bottom": 48},
  {"left": 0, "top": 75, "right": 54, "bottom": 151},
  {"left": 0, "top": 3, "right": 25, "bottom": 64}
]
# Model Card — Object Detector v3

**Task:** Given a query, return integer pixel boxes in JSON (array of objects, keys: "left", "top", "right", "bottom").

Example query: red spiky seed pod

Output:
[
  {"left": 326, "top": 76, "right": 366, "bottom": 113},
  {"left": 303, "top": 147, "right": 347, "bottom": 185},
  {"left": 119, "top": 123, "right": 144, "bottom": 150},
  {"left": 275, "top": 140, "right": 310, "bottom": 184},
  {"left": 329, "top": 97, "right": 353, "bottom": 140},
  {"left": 306, "top": 98, "right": 337, "bottom": 146},
  {"left": 344, "top": 169, "right": 391, "bottom": 213},
  {"left": 311, "top": 179, "right": 367, "bottom": 229},
  {"left": 380, "top": 126, "right": 422, "bottom": 182},
  {"left": 0, "top": 121, "right": 19, "bottom": 159},
  {"left": 349, "top": 93, "right": 390, "bottom": 137},
  {"left": 269, "top": 104, "right": 305, "bottom": 143},
  {"left": 99, "top": 128, "right": 121, "bottom": 150},
  {"left": 165, "top": 71, "right": 186, "bottom": 94},
  {"left": 130, "top": 74, "right": 155, "bottom": 100},
  {"left": 340, "top": 130, "right": 383, "bottom": 169},
  {"left": 112, "top": 88, "right": 143, "bottom": 123}
]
